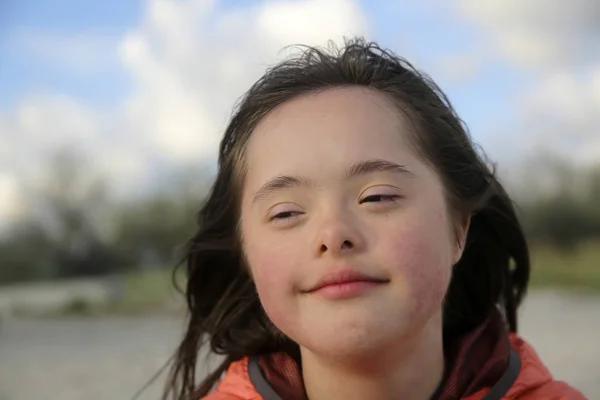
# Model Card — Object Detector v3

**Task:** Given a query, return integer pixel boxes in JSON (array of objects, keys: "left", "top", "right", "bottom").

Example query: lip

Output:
[{"left": 304, "top": 269, "right": 389, "bottom": 298}]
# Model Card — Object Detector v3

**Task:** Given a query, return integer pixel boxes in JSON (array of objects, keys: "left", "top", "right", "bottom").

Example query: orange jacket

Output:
[{"left": 200, "top": 333, "right": 585, "bottom": 400}]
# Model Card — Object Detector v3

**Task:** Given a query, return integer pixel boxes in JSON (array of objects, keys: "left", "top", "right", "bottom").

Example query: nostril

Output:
[{"left": 320, "top": 241, "right": 353, "bottom": 253}]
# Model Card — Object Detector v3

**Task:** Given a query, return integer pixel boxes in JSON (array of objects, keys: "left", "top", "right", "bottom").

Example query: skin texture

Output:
[{"left": 240, "top": 86, "right": 469, "bottom": 400}]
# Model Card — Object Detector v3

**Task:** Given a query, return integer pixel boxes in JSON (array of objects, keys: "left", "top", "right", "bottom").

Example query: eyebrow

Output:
[
  {"left": 251, "top": 159, "right": 414, "bottom": 204},
  {"left": 345, "top": 159, "right": 414, "bottom": 180}
]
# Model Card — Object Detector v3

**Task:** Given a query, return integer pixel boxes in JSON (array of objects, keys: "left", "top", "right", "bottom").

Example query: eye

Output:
[
  {"left": 359, "top": 194, "right": 401, "bottom": 204},
  {"left": 267, "top": 204, "right": 304, "bottom": 222},
  {"left": 269, "top": 210, "right": 303, "bottom": 221},
  {"left": 359, "top": 185, "right": 403, "bottom": 205}
]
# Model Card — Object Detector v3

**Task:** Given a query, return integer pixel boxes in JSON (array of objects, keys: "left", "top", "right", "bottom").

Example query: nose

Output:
[{"left": 313, "top": 210, "right": 365, "bottom": 257}]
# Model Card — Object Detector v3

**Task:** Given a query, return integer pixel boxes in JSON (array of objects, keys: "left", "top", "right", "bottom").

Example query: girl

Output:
[{"left": 163, "top": 38, "right": 585, "bottom": 400}]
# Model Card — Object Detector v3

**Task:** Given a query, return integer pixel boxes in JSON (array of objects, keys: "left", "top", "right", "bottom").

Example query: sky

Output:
[{"left": 1, "top": 0, "right": 599, "bottom": 227}]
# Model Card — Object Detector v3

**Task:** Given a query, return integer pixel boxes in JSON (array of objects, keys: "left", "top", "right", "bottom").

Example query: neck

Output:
[{"left": 300, "top": 314, "right": 445, "bottom": 400}]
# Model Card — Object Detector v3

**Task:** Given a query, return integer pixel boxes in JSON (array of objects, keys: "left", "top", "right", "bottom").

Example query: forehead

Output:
[
  {"left": 243, "top": 86, "right": 419, "bottom": 185},
  {"left": 252, "top": 86, "right": 406, "bottom": 140}
]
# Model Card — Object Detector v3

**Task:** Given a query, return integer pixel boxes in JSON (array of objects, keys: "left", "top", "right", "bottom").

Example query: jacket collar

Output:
[{"left": 250, "top": 308, "right": 517, "bottom": 400}]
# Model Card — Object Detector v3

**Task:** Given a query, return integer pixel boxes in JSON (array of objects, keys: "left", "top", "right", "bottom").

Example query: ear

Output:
[{"left": 452, "top": 213, "right": 471, "bottom": 265}]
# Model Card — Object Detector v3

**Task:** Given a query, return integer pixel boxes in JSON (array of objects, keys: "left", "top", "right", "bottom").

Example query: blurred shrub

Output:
[
  {"left": 1, "top": 149, "right": 599, "bottom": 285},
  {"left": 0, "top": 150, "right": 209, "bottom": 284},
  {"left": 522, "top": 195, "right": 597, "bottom": 251},
  {"left": 517, "top": 161, "right": 600, "bottom": 251}
]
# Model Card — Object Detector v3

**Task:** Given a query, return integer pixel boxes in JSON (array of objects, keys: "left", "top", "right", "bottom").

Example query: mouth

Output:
[{"left": 303, "top": 269, "right": 389, "bottom": 299}]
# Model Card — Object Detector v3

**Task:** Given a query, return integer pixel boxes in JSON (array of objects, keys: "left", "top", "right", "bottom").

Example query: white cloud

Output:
[
  {"left": 255, "top": 0, "right": 367, "bottom": 46},
  {"left": 518, "top": 67, "right": 600, "bottom": 165},
  {"left": 0, "top": 173, "right": 25, "bottom": 228},
  {"left": 0, "top": 93, "right": 103, "bottom": 187},
  {"left": 457, "top": 0, "right": 600, "bottom": 165},
  {"left": 459, "top": 0, "right": 600, "bottom": 69},
  {"left": 0, "top": 91, "right": 153, "bottom": 211},
  {"left": 117, "top": 0, "right": 368, "bottom": 163},
  {"left": 433, "top": 53, "right": 484, "bottom": 86},
  {"left": 13, "top": 93, "right": 101, "bottom": 146},
  {"left": 0, "top": 116, "right": 10, "bottom": 161}
]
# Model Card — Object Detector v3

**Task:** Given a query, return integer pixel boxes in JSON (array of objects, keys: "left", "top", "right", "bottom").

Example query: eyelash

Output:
[
  {"left": 269, "top": 211, "right": 303, "bottom": 221},
  {"left": 269, "top": 194, "right": 401, "bottom": 221},
  {"left": 359, "top": 194, "right": 402, "bottom": 204}
]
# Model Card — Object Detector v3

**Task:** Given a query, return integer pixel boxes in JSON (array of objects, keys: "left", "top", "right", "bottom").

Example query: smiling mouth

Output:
[{"left": 304, "top": 270, "right": 389, "bottom": 299}]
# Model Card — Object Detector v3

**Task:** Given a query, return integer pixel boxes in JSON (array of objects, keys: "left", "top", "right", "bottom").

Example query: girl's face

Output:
[{"left": 240, "top": 86, "right": 467, "bottom": 359}]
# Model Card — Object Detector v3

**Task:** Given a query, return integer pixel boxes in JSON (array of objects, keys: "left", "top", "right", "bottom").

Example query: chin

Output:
[
  {"left": 297, "top": 316, "right": 408, "bottom": 361},
  {"left": 295, "top": 303, "right": 443, "bottom": 363},
  {"left": 301, "top": 333, "right": 396, "bottom": 364}
]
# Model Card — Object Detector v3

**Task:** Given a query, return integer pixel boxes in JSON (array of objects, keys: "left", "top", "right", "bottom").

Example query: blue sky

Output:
[{"left": 0, "top": 0, "right": 140, "bottom": 108}]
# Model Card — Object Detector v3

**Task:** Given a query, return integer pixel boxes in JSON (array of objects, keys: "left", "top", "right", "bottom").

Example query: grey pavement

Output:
[{"left": 0, "top": 289, "right": 598, "bottom": 400}]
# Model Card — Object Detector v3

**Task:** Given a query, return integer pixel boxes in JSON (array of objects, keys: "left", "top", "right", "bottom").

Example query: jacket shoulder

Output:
[
  {"left": 199, "top": 356, "right": 263, "bottom": 400},
  {"left": 200, "top": 393, "right": 247, "bottom": 400},
  {"left": 510, "top": 380, "right": 587, "bottom": 399},
  {"left": 503, "top": 334, "right": 586, "bottom": 399},
  {"left": 465, "top": 335, "right": 586, "bottom": 400}
]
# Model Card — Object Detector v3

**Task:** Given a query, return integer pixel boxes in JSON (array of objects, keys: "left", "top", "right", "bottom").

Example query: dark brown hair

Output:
[{"left": 162, "top": 37, "right": 530, "bottom": 400}]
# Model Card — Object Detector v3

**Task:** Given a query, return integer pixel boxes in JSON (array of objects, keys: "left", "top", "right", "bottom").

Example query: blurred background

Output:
[{"left": 0, "top": 0, "right": 599, "bottom": 399}]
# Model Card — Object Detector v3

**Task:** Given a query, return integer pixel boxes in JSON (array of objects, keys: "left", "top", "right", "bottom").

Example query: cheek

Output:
[
  {"left": 244, "top": 239, "right": 302, "bottom": 332},
  {"left": 382, "top": 214, "right": 453, "bottom": 308}
]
